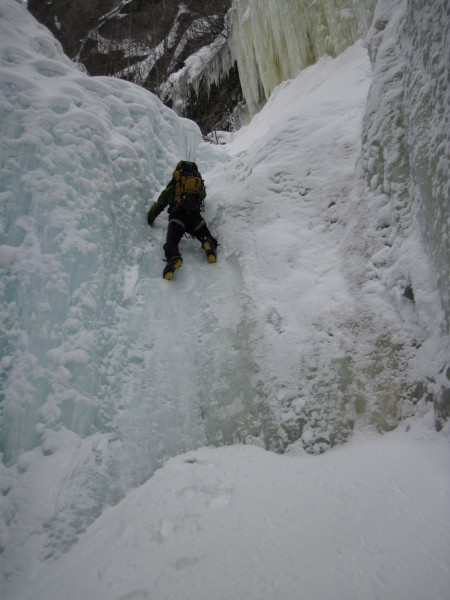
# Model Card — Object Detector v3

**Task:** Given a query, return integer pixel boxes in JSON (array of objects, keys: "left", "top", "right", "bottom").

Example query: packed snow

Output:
[
  {"left": 11, "top": 431, "right": 450, "bottom": 600},
  {"left": 0, "top": 0, "right": 449, "bottom": 599}
]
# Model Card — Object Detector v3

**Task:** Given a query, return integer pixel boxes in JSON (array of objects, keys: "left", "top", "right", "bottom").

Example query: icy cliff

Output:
[
  {"left": 0, "top": 0, "right": 201, "bottom": 466},
  {"left": 160, "top": 0, "right": 378, "bottom": 129},
  {"left": 0, "top": 0, "right": 204, "bottom": 575},
  {"left": 353, "top": 0, "right": 450, "bottom": 424},
  {"left": 228, "top": 0, "right": 377, "bottom": 115}
]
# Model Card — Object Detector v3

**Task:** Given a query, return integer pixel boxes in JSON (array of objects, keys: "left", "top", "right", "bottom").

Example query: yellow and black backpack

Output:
[{"left": 173, "top": 161, "right": 205, "bottom": 211}]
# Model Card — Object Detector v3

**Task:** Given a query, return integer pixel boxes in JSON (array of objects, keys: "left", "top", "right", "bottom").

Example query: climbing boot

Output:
[
  {"left": 163, "top": 256, "right": 183, "bottom": 280},
  {"left": 202, "top": 240, "right": 217, "bottom": 263}
]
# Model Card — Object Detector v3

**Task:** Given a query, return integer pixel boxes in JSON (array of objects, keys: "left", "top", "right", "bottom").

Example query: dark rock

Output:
[
  {"left": 27, "top": 0, "right": 240, "bottom": 133},
  {"left": 435, "top": 385, "right": 450, "bottom": 431},
  {"left": 402, "top": 284, "right": 415, "bottom": 302}
]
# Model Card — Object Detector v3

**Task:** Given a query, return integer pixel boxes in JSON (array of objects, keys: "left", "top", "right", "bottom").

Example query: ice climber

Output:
[{"left": 147, "top": 161, "right": 218, "bottom": 280}]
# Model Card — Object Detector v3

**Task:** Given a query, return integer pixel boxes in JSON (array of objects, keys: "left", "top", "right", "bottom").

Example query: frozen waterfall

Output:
[
  {"left": 0, "top": 0, "right": 279, "bottom": 579},
  {"left": 228, "top": 0, "right": 377, "bottom": 115}
]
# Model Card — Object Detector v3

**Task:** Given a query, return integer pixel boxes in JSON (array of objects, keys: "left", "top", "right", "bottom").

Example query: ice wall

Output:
[
  {"left": 403, "top": 0, "right": 450, "bottom": 328},
  {"left": 161, "top": 0, "right": 378, "bottom": 129},
  {"left": 0, "top": 0, "right": 203, "bottom": 568},
  {"left": 361, "top": 0, "right": 449, "bottom": 327},
  {"left": 0, "top": 0, "right": 201, "bottom": 465},
  {"left": 350, "top": 0, "right": 450, "bottom": 425},
  {"left": 0, "top": 1, "right": 273, "bottom": 583},
  {"left": 228, "top": 0, "right": 377, "bottom": 115},
  {"left": 0, "top": 21, "right": 197, "bottom": 461}
]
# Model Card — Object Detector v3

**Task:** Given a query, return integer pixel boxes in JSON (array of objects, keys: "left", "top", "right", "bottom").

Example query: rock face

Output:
[
  {"left": 26, "top": 0, "right": 378, "bottom": 135},
  {"left": 167, "top": 62, "right": 244, "bottom": 134},
  {"left": 27, "top": 0, "right": 241, "bottom": 134}
]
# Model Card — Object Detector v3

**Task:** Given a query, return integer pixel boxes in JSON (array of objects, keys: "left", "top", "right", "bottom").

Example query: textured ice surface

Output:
[
  {"left": 354, "top": 0, "right": 450, "bottom": 422},
  {"left": 0, "top": 0, "right": 203, "bottom": 578},
  {"left": 361, "top": 0, "right": 450, "bottom": 327},
  {"left": 228, "top": 0, "right": 377, "bottom": 114}
]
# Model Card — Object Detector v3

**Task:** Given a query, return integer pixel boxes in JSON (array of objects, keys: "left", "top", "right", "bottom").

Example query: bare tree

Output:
[{"left": 185, "top": 0, "right": 232, "bottom": 40}]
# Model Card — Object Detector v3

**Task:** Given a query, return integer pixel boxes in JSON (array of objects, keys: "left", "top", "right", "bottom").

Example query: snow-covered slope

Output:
[
  {"left": 0, "top": 0, "right": 449, "bottom": 598},
  {"left": 12, "top": 431, "right": 450, "bottom": 600}
]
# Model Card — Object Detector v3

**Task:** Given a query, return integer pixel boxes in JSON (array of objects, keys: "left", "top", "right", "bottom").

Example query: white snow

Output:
[
  {"left": 12, "top": 430, "right": 450, "bottom": 600},
  {"left": 0, "top": 0, "right": 449, "bottom": 599}
]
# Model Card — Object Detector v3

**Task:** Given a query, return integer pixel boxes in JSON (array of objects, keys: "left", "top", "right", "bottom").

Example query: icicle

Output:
[
  {"left": 160, "top": 28, "right": 234, "bottom": 117},
  {"left": 228, "top": 0, "right": 377, "bottom": 115}
]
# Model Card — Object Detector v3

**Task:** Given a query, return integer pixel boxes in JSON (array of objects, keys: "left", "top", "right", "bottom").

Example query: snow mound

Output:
[{"left": 14, "top": 430, "right": 450, "bottom": 600}]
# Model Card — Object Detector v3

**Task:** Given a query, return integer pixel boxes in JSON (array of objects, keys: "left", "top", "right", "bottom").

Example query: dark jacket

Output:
[{"left": 147, "top": 179, "right": 207, "bottom": 225}]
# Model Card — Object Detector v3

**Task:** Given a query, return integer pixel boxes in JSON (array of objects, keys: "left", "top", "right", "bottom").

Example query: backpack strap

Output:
[
  {"left": 172, "top": 170, "right": 182, "bottom": 204},
  {"left": 170, "top": 218, "right": 186, "bottom": 231}
]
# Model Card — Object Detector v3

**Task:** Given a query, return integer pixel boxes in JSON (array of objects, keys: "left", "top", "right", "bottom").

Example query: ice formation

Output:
[
  {"left": 228, "top": 0, "right": 377, "bottom": 114},
  {"left": 0, "top": 0, "right": 203, "bottom": 572},
  {"left": 163, "top": 0, "right": 378, "bottom": 123},
  {"left": 160, "top": 32, "right": 234, "bottom": 116},
  {"left": 0, "top": 0, "right": 201, "bottom": 466},
  {"left": 354, "top": 0, "right": 450, "bottom": 421}
]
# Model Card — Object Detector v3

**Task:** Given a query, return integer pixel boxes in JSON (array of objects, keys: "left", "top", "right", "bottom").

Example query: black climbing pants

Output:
[{"left": 163, "top": 210, "right": 217, "bottom": 260}]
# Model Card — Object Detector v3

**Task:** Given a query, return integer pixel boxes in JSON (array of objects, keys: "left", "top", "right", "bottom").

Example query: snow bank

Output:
[
  {"left": 215, "top": 41, "right": 414, "bottom": 450},
  {"left": 203, "top": 0, "right": 449, "bottom": 457},
  {"left": 11, "top": 429, "right": 450, "bottom": 600}
]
